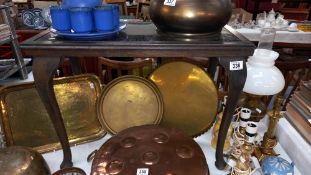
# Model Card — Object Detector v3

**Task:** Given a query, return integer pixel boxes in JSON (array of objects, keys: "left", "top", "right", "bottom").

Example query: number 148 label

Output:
[
  {"left": 230, "top": 61, "right": 243, "bottom": 71},
  {"left": 137, "top": 168, "right": 149, "bottom": 175}
]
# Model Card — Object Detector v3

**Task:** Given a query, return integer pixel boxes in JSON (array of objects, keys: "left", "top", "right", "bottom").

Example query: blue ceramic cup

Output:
[
  {"left": 50, "top": 6, "right": 71, "bottom": 31},
  {"left": 109, "top": 4, "right": 120, "bottom": 29},
  {"left": 69, "top": 7, "right": 94, "bottom": 33},
  {"left": 94, "top": 5, "right": 114, "bottom": 32}
]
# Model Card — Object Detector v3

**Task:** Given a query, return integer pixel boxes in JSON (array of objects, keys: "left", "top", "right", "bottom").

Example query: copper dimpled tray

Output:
[
  {"left": 0, "top": 74, "right": 106, "bottom": 153},
  {"left": 91, "top": 125, "right": 210, "bottom": 175}
]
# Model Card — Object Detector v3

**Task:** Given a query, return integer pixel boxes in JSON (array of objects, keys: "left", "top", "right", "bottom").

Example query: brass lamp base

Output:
[
  {"left": 254, "top": 95, "right": 284, "bottom": 163},
  {"left": 254, "top": 135, "right": 278, "bottom": 162}
]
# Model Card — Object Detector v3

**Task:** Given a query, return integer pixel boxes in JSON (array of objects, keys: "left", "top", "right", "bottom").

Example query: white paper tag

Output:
[
  {"left": 230, "top": 61, "right": 243, "bottom": 71},
  {"left": 164, "top": 0, "right": 176, "bottom": 6},
  {"left": 137, "top": 168, "right": 149, "bottom": 175}
]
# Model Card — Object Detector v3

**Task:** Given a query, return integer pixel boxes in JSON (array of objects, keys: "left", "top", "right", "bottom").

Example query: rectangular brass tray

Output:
[{"left": 0, "top": 74, "right": 106, "bottom": 153}]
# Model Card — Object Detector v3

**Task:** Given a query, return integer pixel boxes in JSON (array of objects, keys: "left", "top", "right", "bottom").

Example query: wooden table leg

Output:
[
  {"left": 207, "top": 57, "right": 218, "bottom": 79},
  {"left": 69, "top": 57, "right": 82, "bottom": 75},
  {"left": 215, "top": 58, "right": 247, "bottom": 170},
  {"left": 32, "top": 57, "right": 73, "bottom": 169}
]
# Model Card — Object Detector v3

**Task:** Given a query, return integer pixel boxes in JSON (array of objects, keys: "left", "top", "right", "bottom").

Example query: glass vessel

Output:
[
  {"left": 257, "top": 28, "right": 276, "bottom": 50},
  {"left": 243, "top": 49, "right": 285, "bottom": 96}
]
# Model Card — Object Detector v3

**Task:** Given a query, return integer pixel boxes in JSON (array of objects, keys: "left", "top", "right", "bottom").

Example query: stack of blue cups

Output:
[{"left": 50, "top": 4, "right": 120, "bottom": 33}]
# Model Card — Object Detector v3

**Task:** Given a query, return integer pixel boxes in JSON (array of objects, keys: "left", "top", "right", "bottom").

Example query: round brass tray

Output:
[
  {"left": 97, "top": 76, "right": 163, "bottom": 134},
  {"left": 149, "top": 61, "right": 218, "bottom": 137}
]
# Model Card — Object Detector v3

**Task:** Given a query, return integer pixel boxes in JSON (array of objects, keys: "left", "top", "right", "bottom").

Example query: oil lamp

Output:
[{"left": 242, "top": 49, "right": 285, "bottom": 162}]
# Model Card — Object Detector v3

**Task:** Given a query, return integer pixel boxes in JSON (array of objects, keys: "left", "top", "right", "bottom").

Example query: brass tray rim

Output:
[
  {"left": 0, "top": 74, "right": 107, "bottom": 153},
  {"left": 97, "top": 75, "right": 164, "bottom": 135},
  {"left": 148, "top": 61, "right": 218, "bottom": 137}
]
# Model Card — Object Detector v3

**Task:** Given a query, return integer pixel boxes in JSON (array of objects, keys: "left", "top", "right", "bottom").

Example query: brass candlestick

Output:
[
  {"left": 254, "top": 95, "right": 284, "bottom": 162},
  {"left": 233, "top": 122, "right": 258, "bottom": 175}
]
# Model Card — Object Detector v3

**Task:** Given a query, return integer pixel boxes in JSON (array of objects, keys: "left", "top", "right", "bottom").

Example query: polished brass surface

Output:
[
  {"left": 0, "top": 146, "right": 50, "bottom": 175},
  {"left": 243, "top": 94, "right": 267, "bottom": 122},
  {"left": 236, "top": 142, "right": 254, "bottom": 172},
  {"left": 149, "top": 0, "right": 232, "bottom": 34},
  {"left": 98, "top": 75, "right": 163, "bottom": 134},
  {"left": 254, "top": 136, "right": 277, "bottom": 162},
  {"left": 254, "top": 95, "right": 283, "bottom": 162},
  {"left": 149, "top": 61, "right": 218, "bottom": 137},
  {"left": 91, "top": 125, "right": 209, "bottom": 175},
  {"left": 297, "top": 24, "right": 311, "bottom": 32},
  {"left": 0, "top": 74, "right": 106, "bottom": 153}
]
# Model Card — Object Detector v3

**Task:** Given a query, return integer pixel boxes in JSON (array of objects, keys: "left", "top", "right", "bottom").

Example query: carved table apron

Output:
[{"left": 21, "top": 24, "right": 255, "bottom": 170}]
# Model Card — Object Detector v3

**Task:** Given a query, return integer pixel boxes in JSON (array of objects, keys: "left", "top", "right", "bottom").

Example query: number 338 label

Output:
[
  {"left": 230, "top": 61, "right": 243, "bottom": 71},
  {"left": 164, "top": 0, "right": 176, "bottom": 6},
  {"left": 137, "top": 168, "right": 149, "bottom": 175}
]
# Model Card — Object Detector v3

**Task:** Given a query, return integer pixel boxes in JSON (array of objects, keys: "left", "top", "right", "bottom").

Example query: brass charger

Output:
[
  {"left": 97, "top": 75, "right": 163, "bottom": 134},
  {"left": 0, "top": 74, "right": 106, "bottom": 153},
  {"left": 149, "top": 61, "right": 218, "bottom": 137}
]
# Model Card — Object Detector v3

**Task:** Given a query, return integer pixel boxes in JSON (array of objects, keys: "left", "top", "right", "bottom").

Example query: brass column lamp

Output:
[{"left": 254, "top": 95, "right": 284, "bottom": 162}]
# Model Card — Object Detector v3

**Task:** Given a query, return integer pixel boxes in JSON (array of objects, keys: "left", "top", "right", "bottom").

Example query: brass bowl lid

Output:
[
  {"left": 149, "top": 61, "right": 218, "bottom": 137},
  {"left": 0, "top": 146, "right": 50, "bottom": 175},
  {"left": 91, "top": 125, "right": 209, "bottom": 175},
  {"left": 97, "top": 76, "right": 163, "bottom": 134}
]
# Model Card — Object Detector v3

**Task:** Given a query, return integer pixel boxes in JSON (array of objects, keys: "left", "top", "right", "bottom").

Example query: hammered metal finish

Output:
[
  {"left": 91, "top": 125, "right": 209, "bottom": 175},
  {"left": 149, "top": 61, "right": 218, "bottom": 137},
  {"left": 149, "top": 0, "right": 232, "bottom": 34},
  {"left": 53, "top": 167, "right": 86, "bottom": 175},
  {"left": 0, "top": 146, "right": 50, "bottom": 175},
  {"left": 97, "top": 76, "right": 163, "bottom": 134},
  {"left": 0, "top": 74, "right": 106, "bottom": 153}
]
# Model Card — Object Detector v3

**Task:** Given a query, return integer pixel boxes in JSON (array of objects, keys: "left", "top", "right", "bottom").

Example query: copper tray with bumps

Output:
[
  {"left": 91, "top": 125, "right": 210, "bottom": 175},
  {"left": 0, "top": 74, "right": 106, "bottom": 153}
]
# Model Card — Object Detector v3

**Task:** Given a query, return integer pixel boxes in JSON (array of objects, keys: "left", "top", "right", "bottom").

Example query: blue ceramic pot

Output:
[
  {"left": 94, "top": 5, "right": 114, "bottom": 31},
  {"left": 50, "top": 6, "right": 71, "bottom": 31},
  {"left": 62, "top": 0, "right": 102, "bottom": 8},
  {"left": 262, "top": 156, "right": 294, "bottom": 175},
  {"left": 69, "top": 7, "right": 94, "bottom": 33}
]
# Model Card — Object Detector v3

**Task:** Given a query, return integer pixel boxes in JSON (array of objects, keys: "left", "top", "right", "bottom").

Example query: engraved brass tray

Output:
[
  {"left": 97, "top": 75, "right": 163, "bottom": 134},
  {"left": 149, "top": 61, "right": 218, "bottom": 137},
  {"left": 0, "top": 74, "right": 106, "bottom": 153}
]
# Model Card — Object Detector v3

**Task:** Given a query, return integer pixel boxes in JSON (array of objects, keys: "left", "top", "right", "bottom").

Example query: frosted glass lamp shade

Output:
[{"left": 243, "top": 49, "right": 285, "bottom": 96}]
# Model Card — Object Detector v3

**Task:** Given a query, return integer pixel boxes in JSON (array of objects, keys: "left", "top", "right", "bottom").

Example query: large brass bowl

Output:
[
  {"left": 0, "top": 146, "right": 50, "bottom": 175},
  {"left": 149, "top": 61, "right": 218, "bottom": 137},
  {"left": 149, "top": 0, "right": 232, "bottom": 34}
]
